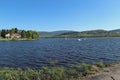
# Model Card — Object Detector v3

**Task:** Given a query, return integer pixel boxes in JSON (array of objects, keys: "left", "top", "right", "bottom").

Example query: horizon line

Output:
[{"left": 0, "top": 28, "right": 119, "bottom": 32}]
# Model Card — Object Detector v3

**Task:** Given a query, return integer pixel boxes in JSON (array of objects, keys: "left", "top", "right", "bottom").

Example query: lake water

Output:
[{"left": 0, "top": 38, "right": 120, "bottom": 68}]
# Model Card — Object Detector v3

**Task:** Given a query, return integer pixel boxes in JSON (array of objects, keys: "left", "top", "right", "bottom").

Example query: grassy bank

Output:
[
  {"left": 0, "top": 37, "right": 38, "bottom": 41},
  {"left": 0, "top": 62, "right": 105, "bottom": 80}
]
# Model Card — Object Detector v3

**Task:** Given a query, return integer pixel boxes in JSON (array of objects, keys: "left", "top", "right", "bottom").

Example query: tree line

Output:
[{"left": 0, "top": 28, "right": 39, "bottom": 39}]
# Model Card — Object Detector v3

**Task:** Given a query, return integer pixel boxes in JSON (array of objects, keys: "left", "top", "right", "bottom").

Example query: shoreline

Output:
[
  {"left": 0, "top": 38, "right": 38, "bottom": 41},
  {"left": 0, "top": 61, "right": 118, "bottom": 80},
  {"left": 0, "top": 62, "right": 106, "bottom": 80},
  {"left": 40, "top": 36, "right": 120, "bottom": 38},
  {"left": 86, "top": 62, "right": 120, "bottom": 80},
  {"left": 1, "top": 37, "right": 120, "bottom": 41}
]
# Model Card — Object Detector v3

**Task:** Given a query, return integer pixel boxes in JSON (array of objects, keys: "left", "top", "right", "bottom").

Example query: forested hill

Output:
[{"left": 41, "top": 29, "right": 120, "bottom": 38}]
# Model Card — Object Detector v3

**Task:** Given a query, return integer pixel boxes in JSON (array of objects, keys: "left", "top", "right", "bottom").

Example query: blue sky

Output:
[{"left": 0, "top": 0, "right": 120, "bottom": 31}]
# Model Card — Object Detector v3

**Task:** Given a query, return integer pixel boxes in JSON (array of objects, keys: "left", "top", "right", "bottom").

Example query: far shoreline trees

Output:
[
  {"left": 21, "top": 30, "right": 39, "bottom": 39},
  {"left": 0, "top": 28, "right": 39, "bottom": 40}
]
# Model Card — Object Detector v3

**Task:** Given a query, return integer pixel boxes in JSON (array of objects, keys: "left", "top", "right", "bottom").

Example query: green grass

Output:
[
  {"left": 0, "top": 38, "right": 38, "bottom": 41},
  {"left": 0, "top": 62, "right": 106, "bottom": 80}
]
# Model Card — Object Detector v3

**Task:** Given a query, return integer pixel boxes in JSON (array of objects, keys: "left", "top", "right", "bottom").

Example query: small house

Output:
[
  {"left": 5, "top": 33, "right": 10, "bottom": 38},
  {"left": 11, "top": 33, "right": 21, "bottom": 38}
]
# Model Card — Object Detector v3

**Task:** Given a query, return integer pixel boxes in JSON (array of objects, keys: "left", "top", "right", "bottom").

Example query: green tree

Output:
[
  {"left": 26, "top": 31, "right": 32, "bottom": 39},
  {"left": 1, "top": 29, "right": 7, "bottom": 38},
  {"left": 26, "top": 30, "right": 39, "bottom": 39},
  {"left": 21, "top": 30, "right": 26, "bottom": 38},
  {"left": 15, "top": 28, "right": 18, "bottom": 33},
  {"left": 10, "top": 28, "right": 15, "bottom": 34},
  {"left": 32, "top": 31, "right": 39, "bottom": 39}
]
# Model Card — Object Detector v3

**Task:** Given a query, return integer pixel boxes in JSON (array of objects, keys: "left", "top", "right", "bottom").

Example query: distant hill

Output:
[
  {"left": 109, "top": 29, "right": 120, "bottom": 33},
  {"left": 56, "top": 30, "right": 108, "bottom": 38},
  {"left": 39, "top": 29, "right": 120, "bottom": 38},
  {"left": 39, "top": 30, "right": 77, "bottom": 37},
  {"left": 54, "top": 29, "right": 120, "bottom": 38}
]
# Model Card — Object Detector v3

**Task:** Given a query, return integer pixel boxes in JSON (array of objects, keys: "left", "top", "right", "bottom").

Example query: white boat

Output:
[{"left": 78, "top": 39, "right": 81, "bottom": 41}]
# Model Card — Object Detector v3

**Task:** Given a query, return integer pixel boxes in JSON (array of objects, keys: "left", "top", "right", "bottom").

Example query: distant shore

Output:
[
  {"left": 40, "top": 36, "right": 120, "bottom": 38},
  {"left": 0, "top": 38, "right": 38, "bottom": 41}
]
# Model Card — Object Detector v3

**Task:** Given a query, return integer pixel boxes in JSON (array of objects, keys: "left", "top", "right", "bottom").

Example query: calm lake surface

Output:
[{"left": 0, "top": 38, "right": 120, "bottom": 68}]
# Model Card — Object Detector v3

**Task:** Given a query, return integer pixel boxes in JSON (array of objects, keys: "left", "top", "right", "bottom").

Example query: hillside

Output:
[
  {"left": 109, "top": 29, "right": 120, "bottom": 33},
  {"left": 39, "top": 30, "right": 77, "bottom": 37},
  {"left": 40, "top": 29, "right": 120, "bottom": 38}
]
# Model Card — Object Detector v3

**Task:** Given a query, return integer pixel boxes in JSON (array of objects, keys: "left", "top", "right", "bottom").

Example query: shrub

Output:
[{"left": 96, "top": 62, "right": 105, "bottom": 68}]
